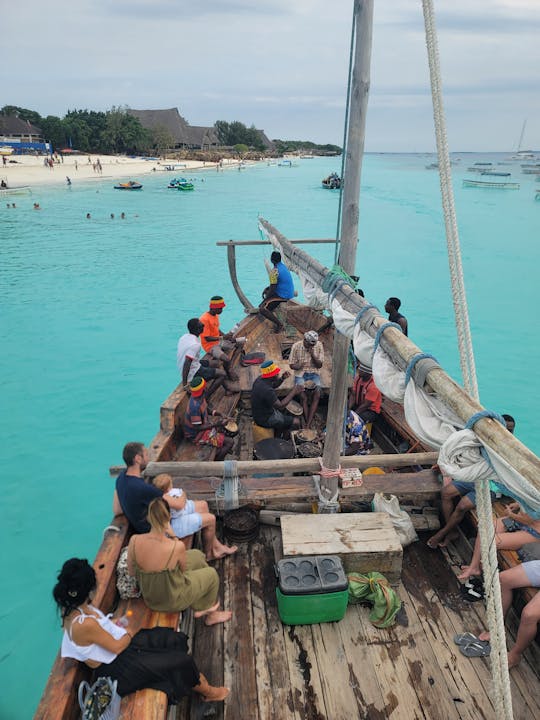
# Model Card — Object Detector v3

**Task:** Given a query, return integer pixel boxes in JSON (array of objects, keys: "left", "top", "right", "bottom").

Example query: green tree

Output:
[
  {"left": 150, "top": 124, "right": 175, "bottom": 155},
  {"left": 1, "top": 105, "right": 43, "bottom": 126},
  {"left": 39, "top": 116, "right": 67, "bottom": 150}
]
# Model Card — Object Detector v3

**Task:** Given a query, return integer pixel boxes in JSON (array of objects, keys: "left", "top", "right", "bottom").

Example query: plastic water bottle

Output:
[{"left": 116, "top": 615, "right": 129, "bottom": 628}]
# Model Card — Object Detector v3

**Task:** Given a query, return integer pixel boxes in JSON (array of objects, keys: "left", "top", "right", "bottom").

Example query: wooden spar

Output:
[
  {"left": 320, "top": 0, "right": 374, "bottom": 501},
  {"left": 226, "top": 242, "right": 257, "bottom": 312},
  {"left": 258, "top": 217, "right": 540, "bottom": 494},
  {"left": 216, "top": 239, "right": 337, "bottom": 246},
  {"left": 141, "top": 451, "right": 438, "bottom": 479},
  {"left": 260, "top": 218, "right": 540, "bottom": 494}
]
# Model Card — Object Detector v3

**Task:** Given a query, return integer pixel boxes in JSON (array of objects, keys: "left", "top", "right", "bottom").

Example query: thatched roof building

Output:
[
  {"left": 128, "top": 108, "right": 219, "bottom": 150},
  {"left": 0, "top": 115, "right": 43, "bottom": 141}
]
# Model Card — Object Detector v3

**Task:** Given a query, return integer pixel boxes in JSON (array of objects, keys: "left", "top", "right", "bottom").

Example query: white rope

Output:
[
  {"left": 422, "top": 0, "right": 478, "bottom": 402},
  {"left": 422, "top": 1, "right": 513, "bottom": 716}
]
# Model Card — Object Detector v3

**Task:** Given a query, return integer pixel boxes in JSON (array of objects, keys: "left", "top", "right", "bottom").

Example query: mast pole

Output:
[{"left": 320, "top": 0, "right": 374, "bottom": 502}]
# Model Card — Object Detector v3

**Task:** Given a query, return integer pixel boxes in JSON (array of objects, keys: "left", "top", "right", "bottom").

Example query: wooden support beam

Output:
[
  {"left": 141, "top": 451, "right": 438, "bottom": 479},
  {"left": 216, "top": 239, "right": 336, "bottom": 246}
]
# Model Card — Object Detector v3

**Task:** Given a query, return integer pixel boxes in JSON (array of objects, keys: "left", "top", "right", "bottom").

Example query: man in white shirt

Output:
[{"left": 176, "top": 318, "right": 226, "bottom": 389}]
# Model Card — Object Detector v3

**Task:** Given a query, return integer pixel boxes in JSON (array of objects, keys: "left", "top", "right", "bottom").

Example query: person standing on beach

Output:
[
  {"left": 113, "top": 442, "right": 161, "bottom": 533},
  {"left": 258, "top": 251, "right": 295, "bottom": 332},
  {"left": 385, "top": 297, "right": 408, "bottom": 335}
]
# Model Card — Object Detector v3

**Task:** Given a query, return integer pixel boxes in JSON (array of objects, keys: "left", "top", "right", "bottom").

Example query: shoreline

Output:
[{"left": 0, "top": 154, "right": 252, "bottom": 190}]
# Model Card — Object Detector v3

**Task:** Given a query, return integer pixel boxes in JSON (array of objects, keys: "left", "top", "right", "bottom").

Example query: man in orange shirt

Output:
[
  {"left": 349, "top": 363, "right": 381, "bottom": 425},
  {"left": 199, "top": 296, "right": 238, "bottom": 381}
]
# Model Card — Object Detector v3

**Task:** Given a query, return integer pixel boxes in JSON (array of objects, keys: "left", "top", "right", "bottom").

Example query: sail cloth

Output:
[{"left": 265, "top": 234, "right": 540, "bottom": 515}]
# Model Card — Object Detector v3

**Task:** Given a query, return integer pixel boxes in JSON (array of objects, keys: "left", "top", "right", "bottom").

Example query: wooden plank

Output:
[
  {"left": 281, "top": 513, "right": 403, "bottom": 583},
  {"left": 223, "top": 543, "right": 259, "bottom": 720},
  {"left": 145, "top": 455, "right": 439, "bottom": 478},
  {"left": 249, "top": 529, "right": 297, "bottom": 719}
]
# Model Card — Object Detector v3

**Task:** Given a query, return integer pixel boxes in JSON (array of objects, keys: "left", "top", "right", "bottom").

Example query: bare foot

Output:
[
  {"left": 202, "top": 686, "right": 230, "bottom": 702},
  {"left": 205, "top": 609, "right": 232, "bottom": 626},
  {"left": 457, "top": 565, "right": 481, "bottom": 581},
  {"left": 437, "top": 531, "right": 459, "bottom": 547},
  {"left": 478, "top": 631, "right": 490, "bottom": 642},
  {"left": 508, "top": 650, "right": 522, "bottom": 668},
  {"left": 193, "top": 601, "right": 219, "bottom": 619},
  {"left": 207, "top": 544, "right": 238, "bottom": 560},
  {"left": 427, "top": 533, "right": 443, "bottom": 549}
]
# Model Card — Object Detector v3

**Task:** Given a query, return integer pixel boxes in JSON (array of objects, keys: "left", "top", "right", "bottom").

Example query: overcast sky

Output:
[{"left": 2, "top": 0, "right": 539, "bottom": 151}]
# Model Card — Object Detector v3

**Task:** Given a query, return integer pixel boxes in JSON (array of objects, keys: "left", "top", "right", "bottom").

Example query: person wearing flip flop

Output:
[
  {"left": 199, "top": 296, "right": 240, "bottom": 384},
  {"left": 289, "top": 331, "right": 324, "bottom": 429},
  {"left": 455, "top": 560, "right": 540, "bottom": 665},
  {"left": 427, "top": 414, "right": 515, "bottom": 549},
  {"left": 458, "top": 501, "right": 540, "bottom": 582}
]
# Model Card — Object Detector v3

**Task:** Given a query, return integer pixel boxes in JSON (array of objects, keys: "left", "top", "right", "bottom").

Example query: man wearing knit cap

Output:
[
  {"left": 251, "top": 361, "right": 302, "bottom": 435},
  {"left": 199, "top": 296, "right": 238, "bottom": 381},
  {"left": 289, "top": 331, "right": 324, "bottom": 428},
  {"left": 183, "top": 377, "right": 234, "bottom": 460},
  {"left": 349, "top": 362, "right": 382, "bottom": 425}
]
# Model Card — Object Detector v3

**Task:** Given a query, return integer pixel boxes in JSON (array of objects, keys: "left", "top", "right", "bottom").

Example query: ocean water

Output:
[{"left": 1, "top": 155, "right": 539, "bottom": 718}]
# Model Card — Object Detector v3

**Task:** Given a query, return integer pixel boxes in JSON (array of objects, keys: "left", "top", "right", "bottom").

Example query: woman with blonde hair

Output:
[{"left": 127, "top": 497, "right": 232, "bottom": 625}]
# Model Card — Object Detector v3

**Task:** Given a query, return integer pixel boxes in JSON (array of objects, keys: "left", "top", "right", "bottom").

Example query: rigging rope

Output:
[
  {"left": 335, "top": 5, "right": 357, "bottom": 264},
  {"left": 422, "top": 0, "right": 478, "bottom": 402},
  {"left": 422, "top": 1, "right": 512, "bottom": 717}
]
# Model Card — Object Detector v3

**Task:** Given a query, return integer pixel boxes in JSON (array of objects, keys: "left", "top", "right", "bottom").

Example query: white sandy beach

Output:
[{"left": 0, "top": 153, "right": 246, "bottom": 190}]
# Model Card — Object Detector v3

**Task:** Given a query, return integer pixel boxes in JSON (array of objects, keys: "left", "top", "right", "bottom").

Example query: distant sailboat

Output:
[{"left": 509, "top": 120, "right": 536, "bottom": 160}]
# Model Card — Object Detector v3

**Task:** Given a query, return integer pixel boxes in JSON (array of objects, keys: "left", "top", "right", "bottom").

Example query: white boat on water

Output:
[
  {"left": 0, "top": 184, "right": 32, "bottom": 195},
  {"left": 463, "top": 178, "right": 520, "bottom": 190}
]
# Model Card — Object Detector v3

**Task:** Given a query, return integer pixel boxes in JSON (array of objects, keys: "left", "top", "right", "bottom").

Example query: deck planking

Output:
[{"left": 171, "top": 527, "right": 540, "bottom": 720}]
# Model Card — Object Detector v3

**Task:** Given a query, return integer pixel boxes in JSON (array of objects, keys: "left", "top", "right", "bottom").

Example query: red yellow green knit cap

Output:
[
  {"left": 190, "top": 376, "right": 206, "bottom": 396},
  {"left": 209, "top": 296, "right": 226, "bottom": 309},
  {"left": 260, "top": 360, "right": 280, "bottom": 378}
]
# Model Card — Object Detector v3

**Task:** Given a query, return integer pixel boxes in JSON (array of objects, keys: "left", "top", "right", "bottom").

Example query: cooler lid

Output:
[{"left": 276, "top": 555, "right": 348, "bottom": 595}]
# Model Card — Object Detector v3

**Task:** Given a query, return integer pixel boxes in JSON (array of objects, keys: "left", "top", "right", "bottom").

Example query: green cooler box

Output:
[{"left": 276, "top": 555, "right": 349, "bottom": 625}]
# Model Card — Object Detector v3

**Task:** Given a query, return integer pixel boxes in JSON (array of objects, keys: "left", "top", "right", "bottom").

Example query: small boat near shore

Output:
[
  {"left": 0, "top": 184, "right": 32, "bottom": 195},
  {"left": 463, "top": 178, "right": 520, "bottom": 190},
  {"left": 168, "top": 177, "right": 195, "bottom": 191},
  {"left": 322, "top": 172, "right": 342, "bottom": 189},
  {"left": 481, "top": 171, "right": 511, "bottom": 177},
  {"left": 114, "top": 180, "right": 143, "bottom": 190}
]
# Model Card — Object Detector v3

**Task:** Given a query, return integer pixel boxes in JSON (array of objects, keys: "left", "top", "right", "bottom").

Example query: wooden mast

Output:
[{"left": 320, "top": 0, "right": 374, "bottom": 502}]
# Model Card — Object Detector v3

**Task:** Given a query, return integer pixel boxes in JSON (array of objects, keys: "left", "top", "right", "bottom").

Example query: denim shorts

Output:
[
  {"left": 523, "top": 560, "right": 540, "bottom": 587},
  {"left": 170, "top": 501, "right": 203, "bottom": 538},
  {"left": 452, "top": 480, "right": 495, "bottom": 505},
  {"left": 294, "top": 372, "right": 321, "bottom": 387},
  {"left": 502, "top": 517, "right": 540, "bottom": 540}
]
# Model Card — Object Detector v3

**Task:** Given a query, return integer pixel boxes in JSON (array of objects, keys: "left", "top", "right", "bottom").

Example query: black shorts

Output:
[{"left": 197, "top": 359, "right": 217, "bottom": 380}]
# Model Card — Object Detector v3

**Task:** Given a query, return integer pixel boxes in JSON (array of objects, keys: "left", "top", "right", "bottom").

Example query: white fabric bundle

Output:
[
  {"left": 372, "top": 347, "right": 406, "bottom": 403},
  {"left": 438, "top": 429, "right": 494, "bottom": 483},
  {"left": 403, "top": 381, "right": 463, "bottom": 450}
]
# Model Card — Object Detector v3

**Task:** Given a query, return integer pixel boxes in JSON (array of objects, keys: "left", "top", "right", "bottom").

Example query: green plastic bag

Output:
[{"left": 347, "top": 571, "right": 401, "bottom": 628}]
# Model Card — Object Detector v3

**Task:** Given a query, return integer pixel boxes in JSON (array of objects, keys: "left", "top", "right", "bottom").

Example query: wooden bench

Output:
[{"left": 117, "top": 597, "right": 182, "bottom": 719}]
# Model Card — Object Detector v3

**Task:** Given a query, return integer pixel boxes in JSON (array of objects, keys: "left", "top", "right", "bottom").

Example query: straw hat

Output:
[{"left": 286, "top": 399, "right": 303, "bottom": 416}]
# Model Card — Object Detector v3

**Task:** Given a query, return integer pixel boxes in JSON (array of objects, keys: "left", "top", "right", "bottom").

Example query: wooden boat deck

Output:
[{"left": 172, "top": 526, "right": 539, "bottom": 720}]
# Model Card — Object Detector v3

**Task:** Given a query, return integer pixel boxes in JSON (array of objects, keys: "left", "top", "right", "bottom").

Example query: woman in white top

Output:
[{"left": 53, "top": 558, "right": 229, "bottom": 703}]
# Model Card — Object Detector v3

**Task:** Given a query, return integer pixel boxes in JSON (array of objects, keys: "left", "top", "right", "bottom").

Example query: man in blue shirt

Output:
[
  {"left": 258, "top": 251, "right": 295, "bottom": 332},
  {"left": 113, "top": 441, "right": 161, "bottom": 533}
]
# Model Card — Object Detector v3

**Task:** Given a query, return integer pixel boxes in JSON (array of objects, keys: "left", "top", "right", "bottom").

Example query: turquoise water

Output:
[{"left": 1, "top": 155, "right": 539, "bottom": 718}]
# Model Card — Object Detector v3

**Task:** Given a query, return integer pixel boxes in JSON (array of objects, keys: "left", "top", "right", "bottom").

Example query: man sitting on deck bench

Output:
[
  {"left": 251, "top": 360, "right": 302, "bottom": 436},
  {"left": 258, "top": 251, "right": 295, "bottom": 333},
  {"left": 288, "top": 330, "right": 324, "bottom": 429},
  {"left": 199, "top": 296, "right": 239, "bottom": 382},
  {"left": 349, "top": 363, "right": 382, "bottom": 426},
  {"left": 113, "top": 442, "right": 162, "bottom": 533},
  {"left": 183, "top": 376, "right": 234, "bottom": 460},
  {"left": 427, "top": 414, "right": 516, "bottom": 549},
  {"left": 177, "top": 318, "right": 226, "bottom": 391}
]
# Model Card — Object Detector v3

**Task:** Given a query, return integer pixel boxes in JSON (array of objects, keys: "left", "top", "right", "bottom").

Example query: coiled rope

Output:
[{"left": 422, "top": 2, "right": 511, "bottom": 717}]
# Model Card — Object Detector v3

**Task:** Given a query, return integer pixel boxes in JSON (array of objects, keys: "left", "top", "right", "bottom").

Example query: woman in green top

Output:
[{"left": 127, "top": 498, "right": 232, "bottom": 625}]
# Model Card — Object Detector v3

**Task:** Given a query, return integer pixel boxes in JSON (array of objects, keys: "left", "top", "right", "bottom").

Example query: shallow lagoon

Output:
[{"left": 1, "top": 154, "right": 539, "bottom": 718}]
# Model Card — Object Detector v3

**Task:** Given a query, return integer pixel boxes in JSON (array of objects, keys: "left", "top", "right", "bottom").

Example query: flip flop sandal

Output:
[
  {"left": 453, "top": 632, "right": 487, "bottom": 647},
  {"left": 460, "top": 641, "right": 491, "bottom": 658}
]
